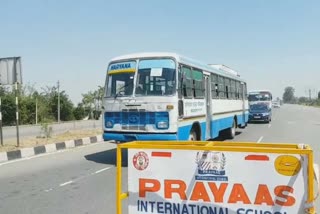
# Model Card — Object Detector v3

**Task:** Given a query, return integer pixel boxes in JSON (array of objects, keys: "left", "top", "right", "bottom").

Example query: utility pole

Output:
[
  {"left": 15, "top": 82, "right": 20, "bottom": 147},
  {"left": 57, "top": 81, "right": 60, "bottom": 123},
  {"left": 15, "top": 57, "right": 21, "bottom": 147},
  {"left": 35, "top": 96, "right": 38, "bottom": 125},
  {"left": 309, "top": 89, "right": 312, "bottom": 101},
  {"left": 0, "top": 97, "right": 3, "bottom": 146}
]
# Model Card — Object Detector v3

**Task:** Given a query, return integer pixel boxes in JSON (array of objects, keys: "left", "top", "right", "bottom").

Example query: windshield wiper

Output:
[{"left": 114, "top": 81, "right": 134, "bottom": 99}]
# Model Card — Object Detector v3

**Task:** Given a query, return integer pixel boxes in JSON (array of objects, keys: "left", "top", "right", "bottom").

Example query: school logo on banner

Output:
[
  {"left": 133, "top": 151, "right": 149, "bottom": 171},
  {"left": 195, "top": 151, "right": 228, "bottom": 181}
]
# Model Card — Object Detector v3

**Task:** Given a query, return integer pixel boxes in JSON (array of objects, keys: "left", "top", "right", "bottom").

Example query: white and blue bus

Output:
[{"left": 102, "top": 53, "right": 249, "bottom": 142}]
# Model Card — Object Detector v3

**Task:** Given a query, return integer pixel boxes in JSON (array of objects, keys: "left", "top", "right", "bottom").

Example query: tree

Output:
[
  {"left": 96, "top": 86, "right": 104, "bottom": 109},
  {"left": 20, "top": 96, "right": 37, "bottom": 124},
  {"left": 73, "top": 103, "right": 86, "bottom": 120},
  {"left": 93, "top": 86, "right": 104, "bottom": 119},
  {"left": 298, "top": 97, "right": 309, "bottom": 104},
  {"left": 40, "top": 86, "right": 74, "bottom": 122},
  {"left": 81, "top": 91, "right": 95, "bottom": 119},
  {"left": 318, "top": 91, "right": 320, "bottom": 99},
  {"left": 39, "top": 86, "right": 57, "bottom": 122},
  {"left": 19, "top": 84, "right": 39, "bottom": 124},
  {"left": 1, "top": 94, "right": 16, "bottom": 126},
  {"left": 283, "top": 86, "right": 296, "bottom": 104},
  {"left": 49, "top": 91, "right": 75, "bottom": 121}
]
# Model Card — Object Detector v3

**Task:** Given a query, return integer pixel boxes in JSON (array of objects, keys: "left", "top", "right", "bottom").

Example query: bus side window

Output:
[
  {"left": 193, "top": 68, "right": 204, "bottom": 98},
  {"left": 180, "top": 66, "right": 193, "bottom": 98},
  {"left": 236, "top": 81, "right": 240, "bottom": 99},
  {"left": 211, "top": 74, "right": 218, "bottom": 99},
  {"left": 240, "top": 82, "right": 243, "bottom": 99},
  {"left": 215, "top": 84, "right": 219, "bottom": 97},
  {"left": 225, "top": 78, "right": 230, "bottom": 99},
  {"left": 240, "top": 82, "right": 245, "bottom": 100},
  {"left": 244, "top": 83, "right": 248, "bottom": 99},
  {"left": 178, "top": 66, "right": 183, "bottom": 98},
  {"left": 218, "top": 76, "right": 225, "bottom": 99},
  {"left": 231, "top": 80, "right": 236, "bottom": 99}
]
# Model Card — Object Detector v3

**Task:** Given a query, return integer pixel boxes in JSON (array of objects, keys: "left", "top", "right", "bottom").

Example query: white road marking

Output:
[
  {"left": 44, "top": 188, "right": 53, "bottom": 192},
  {"left": 257, "top": 136, "right": 264, "bottom": 143},
  {"left": 268, "top": 124, "right": 271, "bottom": 128},
  {"left": 0, "top": 150, "right": 66, "bottom": 167},
  {"left": 94, "top": 167, "right": 112, "bottom": 174},
  {"left": 59, "top": 180, "right": 73, "bottom": 187}
]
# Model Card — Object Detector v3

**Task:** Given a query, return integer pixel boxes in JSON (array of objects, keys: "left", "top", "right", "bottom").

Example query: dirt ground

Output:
[{"left": 0, "top": 129, "right": 103, "bottom": 152}]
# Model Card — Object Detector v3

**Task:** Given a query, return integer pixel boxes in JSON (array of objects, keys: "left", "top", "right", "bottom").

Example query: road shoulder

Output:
[{"left": 0, "top": 135, "right": 103, "bottom": 163}]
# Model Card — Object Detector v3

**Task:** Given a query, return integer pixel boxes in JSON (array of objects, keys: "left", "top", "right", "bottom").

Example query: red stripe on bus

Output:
[
  {"left": 151, "top": 152, "right": 172, "bottom": 158},
  {"left": 245, "top": 155, "right": 269, "bottom": 161}
]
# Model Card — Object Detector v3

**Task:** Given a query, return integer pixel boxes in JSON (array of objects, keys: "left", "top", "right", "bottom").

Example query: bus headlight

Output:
[
  {"left": 106, "top": 121, "right": 113, "bottom": 128},
  {"left": 157, "top": 121, "right": 169, "bottom": 129}
]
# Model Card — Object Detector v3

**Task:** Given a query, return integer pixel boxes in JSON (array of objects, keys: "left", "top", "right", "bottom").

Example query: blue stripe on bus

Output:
[
  {"left": 178, "top": 113, "right": 249, "bottom": 140},
  {"left": 103, "top": 113, "right": 249, "bottom": 142},
  {"left": 103, "top": 132, "right": 177, "bottom": 142},
  {"left": 178, "top": 116, "right": 232, "bottom": 140}
]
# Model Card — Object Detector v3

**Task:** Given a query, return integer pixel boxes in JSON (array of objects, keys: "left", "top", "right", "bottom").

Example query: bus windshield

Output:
[
  {"left": 248, "top": 92, "right": 271, "bottom": 101},
  {"left": 106, "top": 72, "right": 134, "bottom": 97},
  {"left": 250, "top": 104, "right": 269, "bottom": 112},
  {"left": 105, "top": 60, "right": 136, "bottom": 97},
  {"left": 135, "top": 59, "right": 176, "bottom": 96}
]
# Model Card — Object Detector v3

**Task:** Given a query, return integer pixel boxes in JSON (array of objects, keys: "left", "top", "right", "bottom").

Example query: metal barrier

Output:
[{"left": 116, "top": 141, "right": 318, "bottom": 214}]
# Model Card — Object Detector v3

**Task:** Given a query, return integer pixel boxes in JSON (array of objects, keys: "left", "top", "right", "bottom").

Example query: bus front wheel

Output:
[
  {"left": 188, "top": 123, "right": 201, "bottom": 141},
  {"left": 188, "top": 130, "right": 197, "bottom": 141}
]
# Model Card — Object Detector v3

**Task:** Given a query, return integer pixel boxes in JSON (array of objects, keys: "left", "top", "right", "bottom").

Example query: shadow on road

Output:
[
  {"left": 84, "top": 130, "right": 243, "bottom": 166},
  {"left": 85, "top": 148, "right": 128, "bottom": 167},
  {"left": 208, "top": 131, "right": 242, "bottom": 141},
  {"left": 248, "top": 121, "right": 270, "bottom": 125}
]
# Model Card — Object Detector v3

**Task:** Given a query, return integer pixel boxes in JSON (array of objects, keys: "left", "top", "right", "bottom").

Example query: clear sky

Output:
[{"left": 1, "top": 0, "right": 319, "bottom": 103}]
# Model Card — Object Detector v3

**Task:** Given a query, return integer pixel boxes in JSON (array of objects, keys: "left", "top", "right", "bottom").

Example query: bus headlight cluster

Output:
[
  {"left": 106, "top": 121, "right": 113, "bottom": 128},
  {"left": 156, "top": 121, "right": 169, "bottom": 129}
]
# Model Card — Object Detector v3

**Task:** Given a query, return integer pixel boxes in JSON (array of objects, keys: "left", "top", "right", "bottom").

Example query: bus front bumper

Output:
[{"left": 103, "top": 132, "right": 178, "bottom": 142}]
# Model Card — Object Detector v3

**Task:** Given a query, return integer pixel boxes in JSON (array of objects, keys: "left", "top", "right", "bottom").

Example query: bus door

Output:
[{"left": 204, "top": 73, "right": 212, "bottom": 139}]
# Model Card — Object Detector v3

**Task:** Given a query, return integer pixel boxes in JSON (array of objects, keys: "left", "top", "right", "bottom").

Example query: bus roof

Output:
[
  {"left": 249, "top": 90, "right": 272, "bottom": 94},
  {"left": 110, "top": 52, "right": 245, "bottom": 82}
]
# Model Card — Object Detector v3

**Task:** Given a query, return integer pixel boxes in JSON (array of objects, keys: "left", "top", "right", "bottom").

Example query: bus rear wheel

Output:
[{"left": 225, "top": 119, "right": 236, "bottom": 139}]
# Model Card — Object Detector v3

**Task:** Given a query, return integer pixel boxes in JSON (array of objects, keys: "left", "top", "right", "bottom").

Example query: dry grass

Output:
[{"left": 0, "top": 129, "right": 103, "bottom": 152}]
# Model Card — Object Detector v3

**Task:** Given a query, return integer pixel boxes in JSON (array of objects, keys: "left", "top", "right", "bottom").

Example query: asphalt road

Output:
[{"left": 0, "top": 104, "right": 319, "bottom": 214}]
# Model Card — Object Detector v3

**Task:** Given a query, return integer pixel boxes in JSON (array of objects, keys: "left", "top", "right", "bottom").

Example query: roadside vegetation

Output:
[
  {"left": 0, "top": 84, "right": 104, "bottom": 126},
  {"left": 282, "top": 86, "right": 320, "bottom": 107},
  {"left": 0, "top": 84, "right": 105, "bottom": 152}
]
